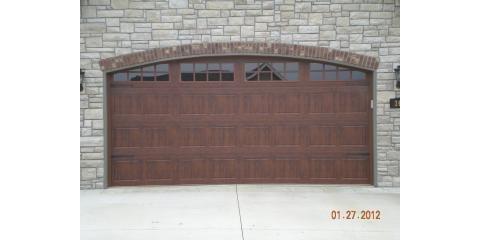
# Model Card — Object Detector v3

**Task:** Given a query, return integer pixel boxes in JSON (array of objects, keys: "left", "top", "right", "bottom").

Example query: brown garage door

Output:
[{"left": 108, "top": 56, "right": 372, "bottom": 186}]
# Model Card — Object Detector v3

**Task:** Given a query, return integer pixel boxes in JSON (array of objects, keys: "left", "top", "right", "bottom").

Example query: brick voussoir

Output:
[{"left": 99, "top": 42, "right": 379, "bottom": 71}]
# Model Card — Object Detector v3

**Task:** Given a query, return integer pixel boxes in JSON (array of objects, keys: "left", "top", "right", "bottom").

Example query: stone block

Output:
[
  {"left": 84, "top": 109, "right": 103, "bottom": 119},
  {"left": 336, "top": 17, "right": 349, "bottom": 26},
  {"left": 86, "top": 37, "right": 102, "bottom": 47},
  {"left": 111, "top": 0, "right": 129, "bottom": 9},
  {"left": 81, "top": 136, "right": 103, "bottom": 147},
  {"left": 129, "top": 1, "right": 155, "bottom": 9},
  {"left": 224, "top": 26, "right": 240, "bottom": 35},
  {"left": 319, "top": 31, "right": 336, "bottom": 40},
  {"left": 97, "top": 10, "right": 124, "bottom": 18},
  {"left": 103, "top": 33, "right": 130, "bottom": 41},
  {"left": 312, "top": 4, "right": 329, "bottom": 12},
  {"left": 309, "top": 13, "right": 323, "bottom": 25},
  {"left": 228, "top": 17, "right": 244, "bottom": 25},
  {"left": 360, "top": 4, "right": 383, "bottom": 11},
  {"left": 124, "top": 9, "right": 144, "bottom": 18},
  {"left": 131, "top": 33, "right": 151, "bottom": 40},
  {"left": 256, "top": 16, "right": 274, "bottom": 23},
  {"left": 81, "top": 168, "right": 97, "bottom": 180},
  {"left": 295, "top": 2, "right": 311, "bottom": 12},
  {"left": 146, "top": 10, "right": 161, "bottom": 21},
  {"left": 299, "top": 26, "right": 319, "bottom": 33},
  {"left": 169, "top": 0, "right": 188, "bottom": 8},
  {"left": 152, "top": 30, "right": 178, "bottom": 40},
  {"left": 152, "top": 23, "right": 173, "bottom": 29},
  {"left": 120, "top": 22, "right": 134, "bottom": 32},
  {"left": 82, "top": 153, "right": 104, "bottom": 160},
  {"left": 81, "top": 6, "right": 96, "bottom": 18},
  {"left": 207, "top": 1, "right": 234, "bottom": 9},
  {"left": 241, "top": 26, "right": 254, "bottom": 37},
  {"left": 199, "top": 10, "right": 221, "bottom": 17},
  {"left": 293, "top": 34, "right": 319, "bottom": 41},
  {"left": 81, "top": 23, "right": 106, "bottom": 33},
  {"left": 350, "top": 12, "right": 369, "bottom": 19}
]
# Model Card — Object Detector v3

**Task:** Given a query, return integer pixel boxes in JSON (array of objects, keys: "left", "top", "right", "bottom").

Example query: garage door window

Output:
[
  {"left": 181, "top": 63, "right": 234, "bottom": 82},
  {"left": 113, "top": 64, "right": 169, "bottom": 81},
  {"left": 310, "top": 63, "right": 366, "bottom": 81},
  {"left": 245, "top": 62, "right": 299, "bottom": 81}
]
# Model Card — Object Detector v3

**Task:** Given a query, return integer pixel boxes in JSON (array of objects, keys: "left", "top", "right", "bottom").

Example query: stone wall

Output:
[{"left": 80, "top": 0, "right": 400, "bottom": 189}]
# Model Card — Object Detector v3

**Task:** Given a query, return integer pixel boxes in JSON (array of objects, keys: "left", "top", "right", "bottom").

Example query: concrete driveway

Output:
[{"left": 81, "top": 185, "right": 399, "bottom": 240}]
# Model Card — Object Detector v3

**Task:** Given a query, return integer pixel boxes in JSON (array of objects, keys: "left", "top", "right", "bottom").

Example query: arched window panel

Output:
[
  {"left": 309, "top": 63, "right": 367, "bottom": 81},
  {"left": 112, "top": 63, "right": 170, "bottom": 82}
]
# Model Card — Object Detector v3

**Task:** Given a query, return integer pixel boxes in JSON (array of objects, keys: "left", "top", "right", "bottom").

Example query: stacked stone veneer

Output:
[{"left": 80, "top": 0, "right": 400, "bottom": 189}]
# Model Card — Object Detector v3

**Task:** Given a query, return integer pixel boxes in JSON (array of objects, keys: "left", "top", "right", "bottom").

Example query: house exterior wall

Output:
[{"left": 80, "top": 0, "right": 400, "bottom": 189}]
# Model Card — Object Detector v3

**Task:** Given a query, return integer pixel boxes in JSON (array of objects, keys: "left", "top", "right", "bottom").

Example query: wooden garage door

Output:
[{"left": 108, "top": 56, "right": 372, "bottom": 186}]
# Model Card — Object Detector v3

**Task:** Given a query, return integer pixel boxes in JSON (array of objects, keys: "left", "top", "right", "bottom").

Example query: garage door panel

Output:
[
  {"left": 308, "top": 126, "right": 337, "bottom": 146},
  {"left": 273, "top": 125, "right": 303, "bottom": 146},
  {"left": 210, "top": 158, "right": 237, "bottom": 179},
  {"left": 112, "top": 95, "right": 142, "bottom": 115},
  {"left": 178, "top": 158, "right": 208, "bottom": 180},
  {"left": 239, "top": 158, "right": 272, "bottom": 179},
  {"left": 309, "top": 157, "right": 337, "bottom": 180},
  {"left": 112, "top": 128, "right": 141, "bottom": 148},
  {"left": 242, "top": 94, "right": 270, "bottom": 114},
  {"left": 143, "top": 127, "right": 174, "bottom": 147},
  {"left": 112, "top": 160, "right": 142, "bottom": 182},
  {"left": 338, "top": 91, "right": 369, "bottom": 113},
  {"left": 274, "top": 157, "right": 305, "bottom": 180},
  {"left": 179, "top": 95, "right": 210, "bottom": 115},
  {"left": 273, "top": 93, "right": 302, "bottom": 114},
  {"left": 209, "top": 95, "right": 237, "bottom": 114},
  {"left": 341, "top": 157, "right": 370, "bottom": 180},
  {"left": 241, "top": 126, "right": 270, "bottom": 146},
  {"left": 308, "top": 93, "right": 335, "bottom": 114},
  {"left": 341, "top": 125, "right": 368, "bottom": 146},
  {"left": 145, "top": 160, "right": 174, "bottom": 181},
  {"left": 142, "top": 95, "right": 170, "bottom": 114}
]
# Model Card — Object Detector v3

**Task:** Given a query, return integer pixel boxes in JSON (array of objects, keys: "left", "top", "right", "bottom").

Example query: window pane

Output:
[
  {"left": 258, "top": 63, "right": 271, "bottom": 72},
  {"left": 208, "top": 72, "right": 220, "bottom": 81},
  {"left": 259, "top": 72, "right": 271, "bottom": 81},
  {"left": 196, "top": 73, "right": 207, "bottom": 81},
  {"left": 156, "top": 73, "right": 169, "bottom": 81},
  {"left": 222, "top": 63, "right": 234, "bottom": 72},
  {"left": 181, "top": 63, "right": 193, "bottom": 81},
  {"left": 310, "top": 71, "right": 323, "bottom": 80},
  {"left": 339, "top": 71, "right": 350, "bottom": 80},
  {"left": 128, "top": 68, "right": 142, "bottom": 81},
  {"left": 113, "top": 72, "right": 127, "bottom": 81},
  {"left": 245, "top": 63, "right": 257, "bottom": 81},
  {"left": 285, "top": 72, "right": 298, "bottom": 81},
  {"left": 142, "top": 66, "right": 154, "bottom": 81},
  {"left": 286, "top": 62, "right": 298, "bottom": 71},
  {"left": 245, "top": 63, "right": 257, "bottom": 72},
  {"left": 222, "top": 63, "right": 234, "bottom": 81},
  {"left": 143, "top": 72, "right": 155, "bottom": 81},
  {"left": 272, "top": 63, "right": 284, "bottom": 72},
  {"left": 352, "top": 71, "right": 366, "bottom": 80},
  {"left": 310, "top": 63, "right": 324, "bottom": 71},
  {"left": 208, "top": 63, "right": 220, "bottom": 71},
  {"left": 325, "top": 71, "right": 337, "bottom": 80},
  {"left": 195, "top": 63, "right": 207, "bottom": 72},
  {"left": 324, "top": 64, "right": 336, "bottom": 71},
  {"left": 156, "top": 64, "right": 168, "bottom": 72},
  {"left": 272, "top": 73, "right": 282, "bottom": 80}
]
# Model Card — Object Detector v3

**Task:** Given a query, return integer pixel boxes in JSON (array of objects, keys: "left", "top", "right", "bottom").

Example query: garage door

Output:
[{"left": 108, "top": 56, "right": 372, "bottom": 186}]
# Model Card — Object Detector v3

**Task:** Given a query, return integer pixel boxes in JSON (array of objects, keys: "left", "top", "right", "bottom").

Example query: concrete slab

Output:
[
  {"left": 81, "top": 185, "right": 242, "bottom": 240},
  {"left": 81, "top": 185, "right": 399, "bottom": 240},
  {"left": 237, "top": 185, "right": 399, "bottom": 240}
]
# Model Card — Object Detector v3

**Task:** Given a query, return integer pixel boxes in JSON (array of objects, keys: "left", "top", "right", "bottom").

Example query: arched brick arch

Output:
[{"left": 100, "top": 42, "right": 379, "bottom": 72}]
